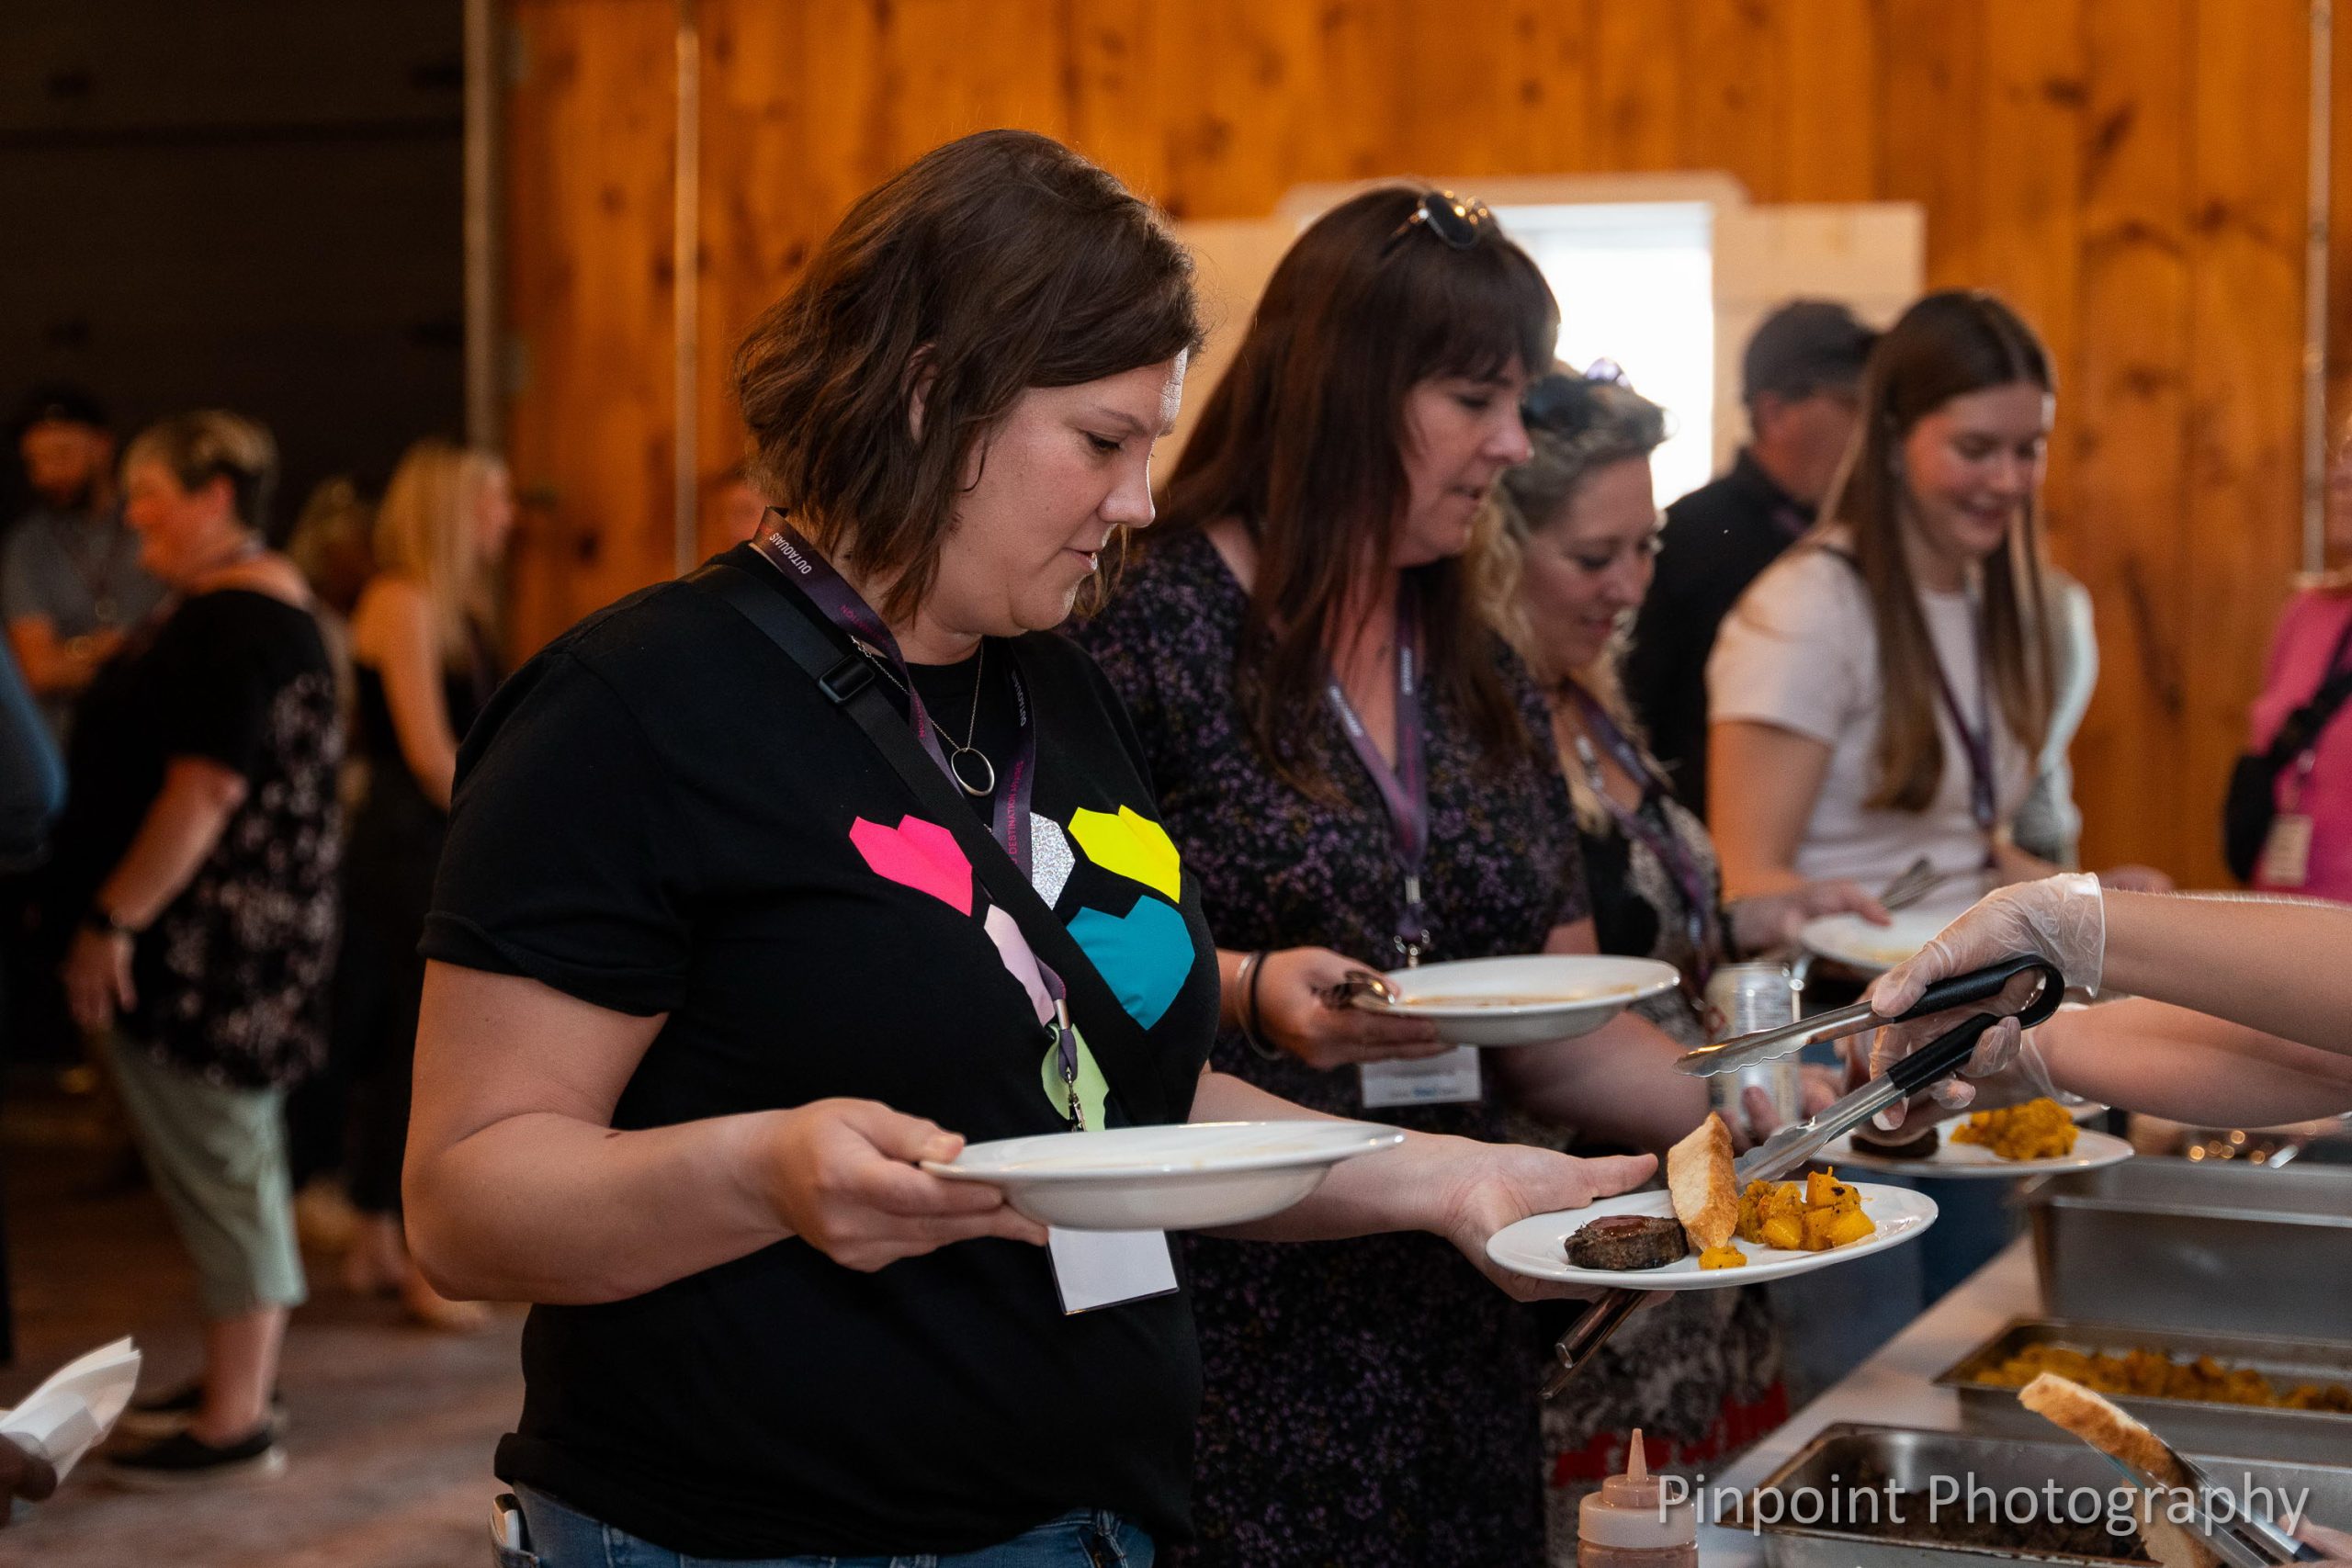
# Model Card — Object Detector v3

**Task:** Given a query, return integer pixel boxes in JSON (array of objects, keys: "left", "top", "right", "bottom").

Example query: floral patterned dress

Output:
[
  {"left": 1078, "top": 529, "right": 1589, "bottom": 1567},
  {"left": 1523, "top": 743, "right": 1786, "bottom": 1565}
]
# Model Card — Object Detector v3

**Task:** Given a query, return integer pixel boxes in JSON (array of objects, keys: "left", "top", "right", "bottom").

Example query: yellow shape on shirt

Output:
[{"left": 1067, "top": 806, "right": 1182, "bottom": 903}]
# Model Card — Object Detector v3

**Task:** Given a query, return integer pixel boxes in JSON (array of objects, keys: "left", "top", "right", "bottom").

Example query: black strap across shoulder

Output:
[{"left": 687, "top": 560, "right": 1188, "bottom": 1127}]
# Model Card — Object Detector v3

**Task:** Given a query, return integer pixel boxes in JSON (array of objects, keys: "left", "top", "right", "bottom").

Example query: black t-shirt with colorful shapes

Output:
[{"left": 423, "top": 545, "right": 1221, "bottom": 1558}]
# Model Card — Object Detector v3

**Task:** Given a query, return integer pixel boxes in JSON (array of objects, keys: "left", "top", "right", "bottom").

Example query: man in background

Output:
[
  {"left": 3, "top": 386, "right": 164, "bottom": 744},
  {"left": 1623, "top": 300, "right": 1878, "bottom": 818}
]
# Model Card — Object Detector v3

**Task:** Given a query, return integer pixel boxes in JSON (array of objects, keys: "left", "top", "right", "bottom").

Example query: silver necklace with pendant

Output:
[
  {"left": 941, "top": 641, "right": 995, "bottom": 796},
  {"left": 859, "top": 637, "right": 995, "bottom": 797}
]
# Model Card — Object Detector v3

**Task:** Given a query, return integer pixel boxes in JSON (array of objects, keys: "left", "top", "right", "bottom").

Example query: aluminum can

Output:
[{"left": 1702, "top": 961, "right": 1803, "bottom": 1134}]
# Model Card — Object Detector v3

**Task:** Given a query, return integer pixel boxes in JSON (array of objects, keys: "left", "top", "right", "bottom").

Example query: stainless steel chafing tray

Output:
[
  {"left": 2029, "top": 1158, "right": 2352, "bottom": 1338},
  {"left": 1745, "top": 1424, "right": 2352, "bottom": 1568},
  {"left": 1931, "top": 1318, "right": 2352, "bottom": 1466}
]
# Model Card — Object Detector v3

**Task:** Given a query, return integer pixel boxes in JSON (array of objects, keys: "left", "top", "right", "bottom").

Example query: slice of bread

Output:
[
  {"left": 1667, "top": 1112, "right": 1738, "bottom": 1251},
  {"left": 2018, "top": 1372, "right": 2219, "bottom": 1568}
]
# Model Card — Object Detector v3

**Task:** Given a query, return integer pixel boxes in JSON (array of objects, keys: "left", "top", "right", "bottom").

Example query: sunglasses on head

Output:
[
  {"left": 1521, "top": 361, "right": 1635, "bottom": 431},
  {"left": 1383, "top": 190, "right": 1495, "bottom": 256}
]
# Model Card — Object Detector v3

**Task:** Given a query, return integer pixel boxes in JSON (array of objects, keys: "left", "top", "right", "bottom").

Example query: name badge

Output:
[
  {"left": 1047, "top": 1226, "right": 1179, "bottom": 1314},
  {"left": 2259, "top": 812, "right": 2314, "bottom": 887},
  {"left": 1359, "top": 1044, "right": 1483, "bottom": 1108}
]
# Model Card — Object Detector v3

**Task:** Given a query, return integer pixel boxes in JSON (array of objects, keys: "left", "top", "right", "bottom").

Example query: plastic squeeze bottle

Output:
[{"left": 1577, "top": 1428, "right": 1697, "bottom": 1568}]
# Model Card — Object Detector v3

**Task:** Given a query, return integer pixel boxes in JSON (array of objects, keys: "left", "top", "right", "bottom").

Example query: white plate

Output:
[
  {"left": 1816, "top": 1124, "right": 2134, "bottom": 1179},
  {"left": 1485, "top": 1179, "right": 1938, "bottom": 1290},
  {"left": 1798, "top": 904, "right": 1975, "bottom": 976},
  {"left": 1352, "top": 954, "right": 1681, "bottom": 1046},
  {"left": 923, "top": 1121, "right": 1405, "bottom": 1231}
]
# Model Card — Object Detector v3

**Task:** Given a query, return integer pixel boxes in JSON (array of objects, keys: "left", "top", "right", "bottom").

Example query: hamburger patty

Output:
[{"left": 1566, "top": 1213, "right": 1690, "bottom": 1270}]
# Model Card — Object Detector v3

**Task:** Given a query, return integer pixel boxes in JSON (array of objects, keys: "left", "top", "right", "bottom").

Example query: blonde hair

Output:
[
  {"left": 122, "top": 410, "right": 277, "bottom": 532},
  {"left": 373, "top": 438, "right": 503, "bottom": 665},
  {"left": 1488, "top": 370, "right": 1671, "bottom": 832}
]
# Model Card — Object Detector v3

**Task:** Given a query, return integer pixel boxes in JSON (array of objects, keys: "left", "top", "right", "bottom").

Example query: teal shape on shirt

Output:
[{"left": 1066, "top": 897, "right": 1192, "bottom": 1031}]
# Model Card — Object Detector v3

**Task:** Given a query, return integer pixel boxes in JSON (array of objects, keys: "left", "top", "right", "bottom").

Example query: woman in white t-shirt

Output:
[{"left": 1707, "top": 290, "right": 2167, "bottom": 899}]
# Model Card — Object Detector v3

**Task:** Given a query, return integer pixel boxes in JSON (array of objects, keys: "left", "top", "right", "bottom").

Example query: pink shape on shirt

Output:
[{"left": 848, "top": 815, "right": 974, "bottom": 914}]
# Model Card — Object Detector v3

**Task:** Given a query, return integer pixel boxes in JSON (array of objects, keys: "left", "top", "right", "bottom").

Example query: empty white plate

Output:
[
  {"left": 1818, "top": 1124, "right": 2133, "bottom": 1179},
  {"left": 1486, "top": 1179, "right": 1938, "bottom": 1290},
  {"left": 1798, "top": 904, "right": 1976, "bottom": 976},
  {"left": 1352, "top": 954, "right": 1680, "bottom": 1046},
  {"left": 924, "top": 1121, "right": 1406, "bottom": 1231}
]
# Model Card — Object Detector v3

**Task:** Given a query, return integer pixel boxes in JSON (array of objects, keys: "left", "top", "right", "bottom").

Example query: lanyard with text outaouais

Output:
[
  {"left": 751, "top": 522, "right": 1088, "bottom": 1127},
  {"left": 1324, "top": 582, "right": 1432, "bottom": 966},
  {"left": 1563, "top": 681, "right": 1723, "bottom": 991}
]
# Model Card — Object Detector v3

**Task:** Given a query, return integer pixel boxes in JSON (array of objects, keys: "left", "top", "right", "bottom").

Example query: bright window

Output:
[{"left": 1496, "top": 201, "right": 1716, "bottom": 505}]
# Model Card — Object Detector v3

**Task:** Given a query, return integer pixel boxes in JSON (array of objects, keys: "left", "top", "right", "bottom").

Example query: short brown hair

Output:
[
  {"left": 733, "top": 130, "right": 1201, "bottom": 623},
  {"left": 123, "top": 410, "right": 279, "bottom": 535}
]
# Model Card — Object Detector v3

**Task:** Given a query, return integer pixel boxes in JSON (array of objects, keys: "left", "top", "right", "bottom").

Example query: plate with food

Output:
[
  {"left": 1487, "top": 1111, "right": 1939, "bottom": 1289},
  {"left": 1819, "top": 1098, "right": 2134, "bottom": 1179},
  {"left": 1797, "top": 904, "right": 1974, "bottom": 975},
  {"left": 1349, "top": 954, "right": 1680, "bottom": 1046},
  {"left": 923, "top": 1120, "right": 1404, "bottom": 1231}
]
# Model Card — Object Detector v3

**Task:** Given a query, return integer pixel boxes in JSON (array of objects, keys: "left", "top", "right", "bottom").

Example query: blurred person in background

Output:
[
  {"left": 48, "top": 411, "right": 342, "bottom": 1484},
  {"left": 1706, "top": 291, "right": 2169, "bottom": 903},
  {"left": 1623, "top": 302, "right": 1876, "bottom": 818},
  {"left": 1491, "top": 364, "right": 1886, "bottom": 1551},
  {"left": 4, "top": 387, "right": 168, "bottom": 1081},
  {"left": 280, "top": 474, "right": 379, "bottom": 1242},
  {"left": 2232, "top": 416, "right": 2352, "bottom": 899},
  {"left": 334, "top": 438, "right": 510, "bottom": 1332},
  {"left": 3, "top": 386, "right": 164, "bottom": 743}
]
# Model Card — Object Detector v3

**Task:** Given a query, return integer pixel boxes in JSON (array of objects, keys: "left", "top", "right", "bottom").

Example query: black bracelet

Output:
[{"left": 1240, "top": 949, "right": 1280, "bottom": 1061}]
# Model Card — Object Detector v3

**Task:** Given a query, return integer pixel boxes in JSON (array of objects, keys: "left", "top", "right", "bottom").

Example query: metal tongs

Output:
[
  {"left": 1541, "top": 952, "right": 2066, "bottom": 1398},
  {"left": 2091, "top": 1431, "right": 2324, "bottom": 1566}
]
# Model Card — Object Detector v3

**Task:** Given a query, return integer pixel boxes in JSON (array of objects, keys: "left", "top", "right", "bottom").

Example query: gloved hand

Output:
[
  {"left": 1870, "top": 873, "right": 2108, "bottom": 1015},
  {"left": 1863, "top": 1014, "right": 2061, "bottom": 1131},
  {"left": 1860, "top": 874, "right": 2099, "bottom": 1130}
]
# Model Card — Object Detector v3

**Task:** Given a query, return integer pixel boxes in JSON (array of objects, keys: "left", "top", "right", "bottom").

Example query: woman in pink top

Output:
[{"left": 2247, "top": 439, "right": 2352, "bottom": 899}]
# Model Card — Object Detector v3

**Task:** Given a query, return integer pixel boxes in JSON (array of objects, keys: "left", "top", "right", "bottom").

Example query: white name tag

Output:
[
  {"left": 1047, "top": 1226, "right": 1179, "bottom": 1314},
  {"left": 2260, "top": 812, "right": 2314, "bottom": 887},
  {"left": 1359, "top": 1044, "right": 1484, "bottom": 1108}
]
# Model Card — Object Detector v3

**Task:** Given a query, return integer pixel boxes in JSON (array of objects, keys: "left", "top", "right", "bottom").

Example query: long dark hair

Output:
[
  {"left": 733, "top": 130, "right": 1201, "bottom": 624},
  {"left": 1816, "top": 289, "right": 2056, "bottom": 811},
  {"left": 1154, "top": 186, "right": 1558, "bottom": 798}
]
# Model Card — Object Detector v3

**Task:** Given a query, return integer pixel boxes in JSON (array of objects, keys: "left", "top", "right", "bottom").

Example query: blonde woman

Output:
[
  {"left": 1493, "top": 367, "right": 1883, "bottom": 1556},
  {"left": 335, "top": 438, "right": 512, "bottom": 1330}
]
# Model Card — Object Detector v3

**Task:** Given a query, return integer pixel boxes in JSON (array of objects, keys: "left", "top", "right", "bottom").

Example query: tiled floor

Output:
[{"left": 0, "top": 1088, "right": 525, "bottom": 1568}]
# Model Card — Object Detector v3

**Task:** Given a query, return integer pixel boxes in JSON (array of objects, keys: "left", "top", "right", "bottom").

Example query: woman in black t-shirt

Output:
[
  {"left": 52, "top": 411, "right": 342, "bottom": 1485},
  {"left": 407, "top": 130, "right": 1657, "bottom": 1568}
]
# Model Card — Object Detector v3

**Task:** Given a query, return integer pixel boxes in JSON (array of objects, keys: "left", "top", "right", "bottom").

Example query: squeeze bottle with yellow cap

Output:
[{"left": 1577, "top": 1428, "right": 1696, "bottom": 1568}]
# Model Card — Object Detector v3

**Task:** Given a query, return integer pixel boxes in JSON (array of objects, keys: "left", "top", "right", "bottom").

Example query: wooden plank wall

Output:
[{"left": 502, "top": 0, "right": 2339, "bottom": 887}]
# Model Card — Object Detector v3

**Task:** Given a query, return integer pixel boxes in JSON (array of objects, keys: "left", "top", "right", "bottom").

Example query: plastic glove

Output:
[
  {"left": 1865, "top": 1014, "right": 2064, "bottom": 1131},
  {"left": 1871, "top": 872, "right": 2108, "bottom": 1015}
]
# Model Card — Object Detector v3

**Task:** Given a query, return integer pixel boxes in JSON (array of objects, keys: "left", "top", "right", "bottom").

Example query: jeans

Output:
[{"left": 499, "top": 1487, "right": 1155, "bottom": 1568}]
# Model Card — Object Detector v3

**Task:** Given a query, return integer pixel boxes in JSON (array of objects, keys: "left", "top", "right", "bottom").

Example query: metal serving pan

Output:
[
  {"left": 1746, "top": 1423, "right": 2352, "bottom": 1568},
  {"left": 2029, "top": 1158, "right": 2352, "bottom": 1338},
  {"left": 1932, "top": 1318, "right": 2352, "bottom": 1465}
]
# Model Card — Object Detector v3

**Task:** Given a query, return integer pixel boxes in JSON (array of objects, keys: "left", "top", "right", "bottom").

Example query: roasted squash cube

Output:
[
  {"left": 1697, "top": 1243, "right": 1748, "bottom": 1269},
  {"left": 1758, "top": 1213, "right": 1804, "bottom": 1252},
  {"left": 1826, "top": 1207, "right": 1876, "bottom": 1247}
]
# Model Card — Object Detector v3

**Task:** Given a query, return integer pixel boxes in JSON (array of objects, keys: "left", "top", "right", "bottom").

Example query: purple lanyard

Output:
[
  {"left": 1324, "top": 585, "right": 1431, "bottom": 964},
  {"left": 753, "top": 521, "right": 1035, "bottom": 875},
  {"left": 750, "top": 522, "right": 1087, "bottom": 1122},
  {"left": 1928, "top": 610, "right": 1998, "bottom": 859},
  {"left": 1563, "top": 683, "right": 1723, "bottom": 987}
]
